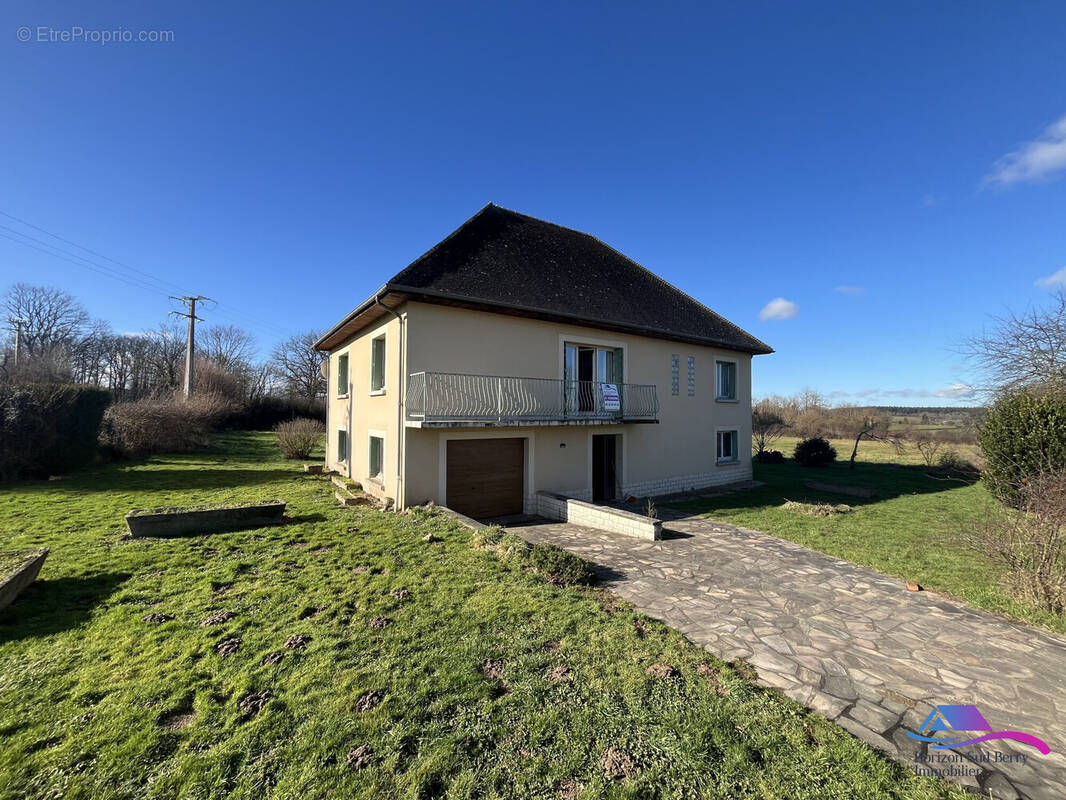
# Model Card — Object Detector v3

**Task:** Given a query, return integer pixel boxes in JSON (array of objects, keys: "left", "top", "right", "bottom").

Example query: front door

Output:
[{"left": 592, "top": 434, "right": 619, "bottom": 503}]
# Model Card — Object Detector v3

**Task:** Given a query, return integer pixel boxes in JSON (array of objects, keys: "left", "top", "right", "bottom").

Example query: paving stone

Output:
[{"left": 505, "top": 511, "right": 1066, "bottom": 800}]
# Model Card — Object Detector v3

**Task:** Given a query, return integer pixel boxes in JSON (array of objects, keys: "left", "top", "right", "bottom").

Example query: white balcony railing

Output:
[{"left": 406, "top": 372, "right": 658, "bottom": 423}]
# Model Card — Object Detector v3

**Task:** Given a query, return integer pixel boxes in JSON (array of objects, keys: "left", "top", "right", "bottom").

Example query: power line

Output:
[{"left": 0, "top": 212, "right": 289, "bottom": 337}]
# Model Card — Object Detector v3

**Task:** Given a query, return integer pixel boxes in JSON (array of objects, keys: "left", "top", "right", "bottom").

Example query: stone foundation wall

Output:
[{"left": 536, "top": 491, "right": 660, "bottom": 541}]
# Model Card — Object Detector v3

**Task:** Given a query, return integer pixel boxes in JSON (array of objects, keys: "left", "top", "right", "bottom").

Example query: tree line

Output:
[{"left": 0, "top": 282, "right": 325, "bottom": 403}]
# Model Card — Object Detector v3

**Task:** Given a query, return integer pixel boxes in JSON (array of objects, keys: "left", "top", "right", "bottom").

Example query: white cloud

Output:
[
  {"left": 758, "top": 297, "right": 798, "bottom": 321},
  {"left": 834, "top": 285, "right": 866, "bottom": 296},
  {"left": 985, "top": 114, "right": 1066, "bottom": 186},
  {"left": 1036, "top": 266, "right": 1066, "bottom": 288},
  {"left": 933, "top": 383, "right": 976, "bottom": 400}
]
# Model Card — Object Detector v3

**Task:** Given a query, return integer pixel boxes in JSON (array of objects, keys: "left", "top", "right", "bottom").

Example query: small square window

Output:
[
  {"left": 336, "top": 429, "right": 347, "bottom": 462},
  {"left": 716, "top": 430, "right": 738, "bottom": 463},
  {"left": 336, "top": 354, "right": 349, "bottom": 396},
  {"left": 371, "top": 336, "right": 386, "bottom": 393},
  {"left": 369, "top": 436, "right": 384, "bottom": 480},
  {"left": 716, "top": 361, "right": 737, "bottom": 401}
]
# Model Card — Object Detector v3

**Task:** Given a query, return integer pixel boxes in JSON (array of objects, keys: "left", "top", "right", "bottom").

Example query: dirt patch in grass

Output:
[
  {"left": 390, "top": 588, "right": 412, "bottom": 601},
  {"left": 158, "top": 709, "right": 195, "bottom": 731},
  {"left": 216, "top": 637, "right": 241, "bottom": 657},
  {"left": 261, "top": 651, "right": 285, "bottom": 666},
  {"left": 696, "top": 663, "right": 729, "bottom": 696},
  {"left": 481, "top": 659, "right": 506, "bottom": 680},
  {"left": 599, "top": 745, "right": 638, "bottom": 781},
  {"left": 367, "top": 616, "right": 391, "bottom": 630},
  {"left": 781, "top": 500, "right": 853, "bottom": 517},
  {"left": 310, "top": 546, "right": 334, "bottom": 556},
  {"left": 556, "top": 779, "right": 581, "bottom": 800},
  {"left": 546, "top": 664, "right": 572, "bottom": 683},
  {"left": 351, "top": 564, "right": 371, "bottom": 574},
  {"left": 199, "top": 611, "right": 235, "bottom": 627},
  {"left": 645, "top": 662, "right": 678, "bottom": 679},
  {"left": 345, "top": 745, "right": 374, "bottom": 771},
  {"left": 238, "top": 690, "right": 272, "bottom": 717},
  {"left": 142, "top": 613, "right": 173, "bottom": 624},
  {"left": 354, "top": 689, "right": 385, "bottom": 712},
  {"left": 284, "top": 634, "right": 311, "bottom": 650}
]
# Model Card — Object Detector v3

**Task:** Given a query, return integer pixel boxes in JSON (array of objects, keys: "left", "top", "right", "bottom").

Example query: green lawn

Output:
[
  {"left": 673, "top": 453, "right": 1066, "bottom": 636},
  {"left": 0, "top": 433, "right": 966, "bottom": 800}
]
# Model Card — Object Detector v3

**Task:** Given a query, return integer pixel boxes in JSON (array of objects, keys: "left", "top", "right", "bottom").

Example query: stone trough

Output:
[
  {"left": 125, "top": 500, "right": 286, "bottom": 538},
  {"left": 0, "top": 548, "right": 49, "bottom": 612}
]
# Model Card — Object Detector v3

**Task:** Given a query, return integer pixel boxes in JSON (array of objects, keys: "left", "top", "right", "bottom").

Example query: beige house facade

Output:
[{"left": 316, "top": 205, "right": 771, "bottom": 519}]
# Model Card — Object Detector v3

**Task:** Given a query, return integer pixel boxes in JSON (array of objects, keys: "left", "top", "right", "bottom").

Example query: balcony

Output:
[{"left": 406, "top": 371, "right": 659, "bottom": 427}]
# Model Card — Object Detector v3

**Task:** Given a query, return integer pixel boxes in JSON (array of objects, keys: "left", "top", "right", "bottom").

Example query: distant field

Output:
[{"left": 767, "top": 436, "right": 982, "bottom": 467}]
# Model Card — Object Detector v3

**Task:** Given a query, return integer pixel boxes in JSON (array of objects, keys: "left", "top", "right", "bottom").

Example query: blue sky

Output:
[{"left": 3, "top": 1, "right": 1065, "bottom": 405}]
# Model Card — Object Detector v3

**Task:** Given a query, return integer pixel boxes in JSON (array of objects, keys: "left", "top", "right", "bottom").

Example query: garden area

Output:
[
  {"left": 0, "top": 432, "right": 969, "bottom": 800},
  {"left": 674, "top": 434, "right": 1066, "bottom": 636}
]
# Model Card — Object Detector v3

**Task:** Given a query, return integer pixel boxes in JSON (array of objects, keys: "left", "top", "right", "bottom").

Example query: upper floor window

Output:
[
  {"left": 716, "top": 360, "right": 737, "bottom": 401},
  {"left": 671, "top": 354, "right": 680, "bottom": 396},
  {"left": 370, "top": 335, "right": 386, "bottom": 393},
  {"left": 336, "top": 353, "right": 349, "bottom": 396},
  {"left": 687, "top": 356, "right": 696, "bottom": 396}
]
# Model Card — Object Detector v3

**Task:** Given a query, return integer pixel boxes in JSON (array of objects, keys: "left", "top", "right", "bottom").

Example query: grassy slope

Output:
[
  {"left": 673, "top": 444, "right": 1066, "bottom": 635},
  {"left": 0, "top": 433, "right": 966, "bottom": 800}
]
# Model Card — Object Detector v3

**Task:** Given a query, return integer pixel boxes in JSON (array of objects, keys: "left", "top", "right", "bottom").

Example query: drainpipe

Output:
[
  {"left": 374, "top": 294, "right": 404, "bottom": 510},
  {"left": 322, "top": 355, "right": 330, "bottom": 472}
]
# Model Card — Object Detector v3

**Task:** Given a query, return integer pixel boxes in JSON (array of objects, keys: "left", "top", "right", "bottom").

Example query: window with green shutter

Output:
[
  {"left": 716, "top": 360, "right": 737, "bottom": 401},
  {"left": 370, "top": 336, "right": 386, "bottom": 393},
  {"left": 336, "top": 354, "right": 349, "bottom": 396}
]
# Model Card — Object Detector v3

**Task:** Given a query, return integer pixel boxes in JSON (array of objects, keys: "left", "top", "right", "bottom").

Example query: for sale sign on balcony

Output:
[{"left": 601, "top": 383, "right": 621, "bottom": 412}]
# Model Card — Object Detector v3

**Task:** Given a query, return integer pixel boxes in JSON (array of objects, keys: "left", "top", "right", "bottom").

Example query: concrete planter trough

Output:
[
  {"left": 0, "top": 548, "right": 49, "bottom": 613},
  {"left": 125, "top": 500, "right": 286, "bottom": 538}
]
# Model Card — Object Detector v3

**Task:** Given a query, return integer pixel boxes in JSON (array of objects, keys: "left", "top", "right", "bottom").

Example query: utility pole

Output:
[
  {"left": 7, "top": 317, "right": 27, "bottom": 369},
  {"left": 169, "top": 296, "right": 211, "bottom": 399}
]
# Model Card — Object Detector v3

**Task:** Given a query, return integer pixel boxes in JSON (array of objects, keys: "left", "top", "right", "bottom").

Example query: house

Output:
[{"left": 314, "top": 204, "right": 772, "bottom": 520}]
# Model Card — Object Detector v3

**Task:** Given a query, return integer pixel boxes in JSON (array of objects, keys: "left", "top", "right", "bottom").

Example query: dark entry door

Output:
[{"left": 592, "top": 434, "right": 618, "bottom": 503}]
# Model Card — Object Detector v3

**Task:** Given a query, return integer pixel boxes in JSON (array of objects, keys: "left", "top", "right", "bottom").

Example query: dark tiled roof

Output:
[{"left": 326, "top": 204, "right": 772, "bottom": 354}]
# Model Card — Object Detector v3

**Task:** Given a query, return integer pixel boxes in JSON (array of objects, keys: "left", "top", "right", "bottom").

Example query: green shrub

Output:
[
  {"left": 527, "top": 542, "right": 595, "bottom": 586},
  {"left": 979, "top": 392, "right": 1066, "bottom": 505},
  {"left": 755, "top": 449, "right": 785, "bottom": 464},
  {"left": 274, "top": 417, "right": 325, "bottom": 459},
  {"left": 0, "top": 385, "right": 111, "bottom": 481},
  {"left": 793, "top": 436, "right": 837, "bottom": 467}
]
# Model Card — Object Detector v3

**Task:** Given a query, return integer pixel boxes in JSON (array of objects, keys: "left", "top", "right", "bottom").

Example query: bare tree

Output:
[
  {"left": 914, "top": 435, "right": 944, "bottom": 467},
  {"left": 144, "top": 322, "right": 185, "bottom": 392},
  {"left": 271, "top": 331, "right": 325, "bottom": 400},
  {"left": 962, "top": 289, "right": 1066, "bottom": 396},
  {"left": 199, "top": 324, "right": 257, "bottom": 372},
  {"left": 751, "top": 399, "right": 789, "bottom": 455},
  {"left": 2, "top": 283, "right": 90, "bottom": 358},
  {"left": 836, "top": 406, "right": 905, "bottom": 469}
]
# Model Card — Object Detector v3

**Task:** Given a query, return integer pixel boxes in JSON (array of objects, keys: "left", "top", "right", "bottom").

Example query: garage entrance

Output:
[{"left": 446, "top": 438, "right": 524, "bottom": 519}]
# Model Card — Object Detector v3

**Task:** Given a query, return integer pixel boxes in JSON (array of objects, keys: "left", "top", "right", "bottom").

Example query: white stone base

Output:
[
  {"left": 622, "top": 463, "right": 753, "bottom": 498},
  {"left": 536, "top": 491, "right": 661, "bottom": 541}
]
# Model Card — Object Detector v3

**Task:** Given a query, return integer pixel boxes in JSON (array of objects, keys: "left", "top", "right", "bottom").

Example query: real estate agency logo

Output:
[{"left": 906, "top": 704, "right": 1050, "bottom": 774}]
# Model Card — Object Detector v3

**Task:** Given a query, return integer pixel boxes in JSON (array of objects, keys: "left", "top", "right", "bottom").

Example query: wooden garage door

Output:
[{"left": 446, "top": 438, "right": 524, "bottom": 519}]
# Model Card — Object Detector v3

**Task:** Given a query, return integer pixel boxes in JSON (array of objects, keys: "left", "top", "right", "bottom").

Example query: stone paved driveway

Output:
[{"left": 507, "top": 509, "right": 1066, "bottom": 800}]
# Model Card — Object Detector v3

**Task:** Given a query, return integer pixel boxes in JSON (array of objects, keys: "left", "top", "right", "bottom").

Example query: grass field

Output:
[
  {"left": 0, "top": 432, "right": 970, "bottom": 800},
  {"left": 772, "top": 436, "right": 982, "bottom": 467},
  {"left": 673, "top": 440, "right": 1065, "bottom": 636}
]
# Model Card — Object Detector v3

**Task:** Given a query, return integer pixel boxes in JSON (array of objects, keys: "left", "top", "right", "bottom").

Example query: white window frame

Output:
[
  {"left": 336, "top": 352, "right": 349, "bottom": 398},
  {"left": 369, "top": 334, "right": 386, "bottom": 395},
  {"left": 336, "top": 428, "right": 348, "bottom": 464},
  {"left": 715, "top": 427, "right": 740, "bottom": 465},
  {"left": 715, "top": 358, "right": 738, "bottom": 403},
  {"left": 367, "top": 430, "right": 385, "bottom": 484}
]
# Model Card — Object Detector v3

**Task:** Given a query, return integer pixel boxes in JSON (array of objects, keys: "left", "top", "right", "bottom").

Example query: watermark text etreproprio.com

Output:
[{"left": 16, "top": 26, "right": 175, "bottom": 44}]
